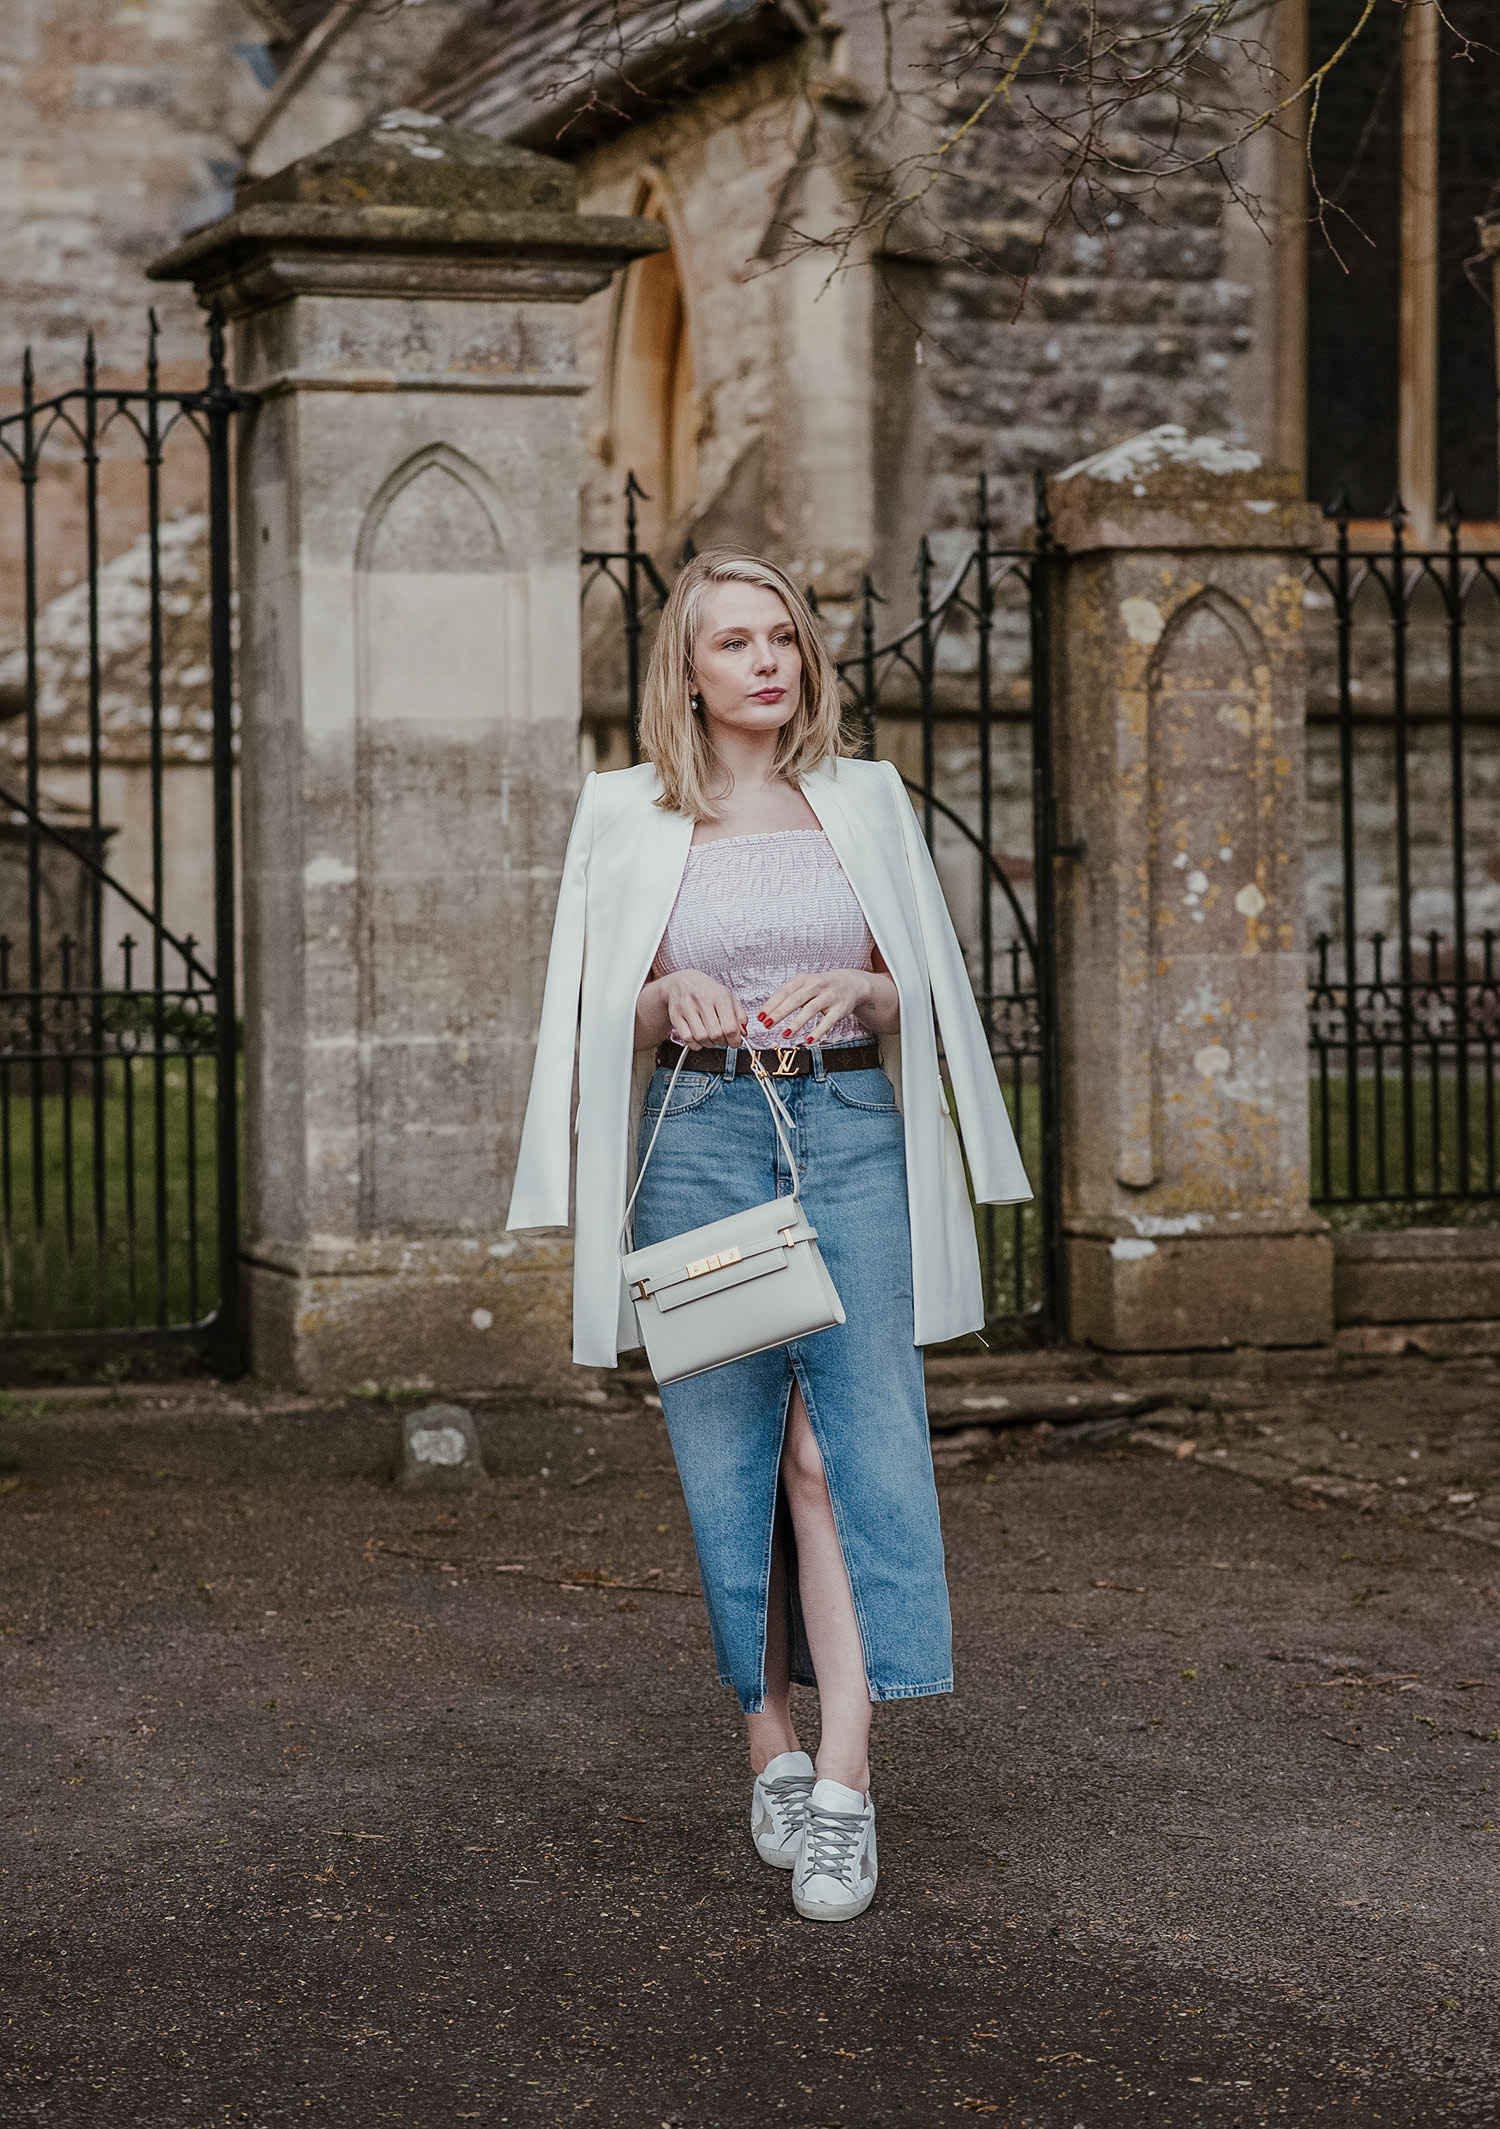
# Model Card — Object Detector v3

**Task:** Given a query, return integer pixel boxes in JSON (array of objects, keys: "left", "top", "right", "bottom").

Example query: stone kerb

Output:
[
  {"left": 1050, "top": 426, "right": 1333, "bottom": 1351},
  {"left": 150, "top": 113, "right": 665, "bottom": 1391}
]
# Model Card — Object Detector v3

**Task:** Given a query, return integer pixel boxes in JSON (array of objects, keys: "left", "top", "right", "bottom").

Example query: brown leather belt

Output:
[{"left": 655, "top": 1038, "right": 882, "bottom": 1079}]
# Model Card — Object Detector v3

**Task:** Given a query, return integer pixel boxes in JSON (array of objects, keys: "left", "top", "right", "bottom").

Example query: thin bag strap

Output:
[
  {"left": 621, "top": 1045, "right": 803, "bottom": 1256},
  {"left": 621, "top": 1045, "right": 688, "bottom": 1252}
]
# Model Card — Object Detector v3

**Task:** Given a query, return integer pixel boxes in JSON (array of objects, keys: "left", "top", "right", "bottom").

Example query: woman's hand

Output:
[
  {"left": 635, "top": 969, "right": 747, "bottom": 1049},
  {"left": 760, "top": 961, "right": 900, "bottom": 1043}
]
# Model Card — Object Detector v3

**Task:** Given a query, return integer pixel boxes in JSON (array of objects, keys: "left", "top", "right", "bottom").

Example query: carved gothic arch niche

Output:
[
  {"left": 353, "top": 441, "right": 526, "bottom": 1235},
  {"left": 1117, "top": 585, "right": 1273, "bottom": 1191},
  {"left": 354, "top": 441, "right": 516, "bottom": 578},
  {"left": 605, "top": 173, "right": 698, "bottom": 551},
  {"left": 1146, "top": 584, "right": 1271, "bottom": 937},
  {"left": 1146, "top": 584, "right": 1265, "bottom": 695},
  {"left": 354, "top": 441, "right": 524, "bottom": 742}
]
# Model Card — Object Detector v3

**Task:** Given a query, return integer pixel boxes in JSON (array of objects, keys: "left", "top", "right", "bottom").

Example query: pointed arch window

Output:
[{"left": 607, "top": 181, "right": 698, "bottom": 548}]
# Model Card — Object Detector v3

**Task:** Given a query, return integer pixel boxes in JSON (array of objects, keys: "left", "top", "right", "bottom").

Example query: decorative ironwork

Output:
[
  {"left": 1306, "top": 497, "right": 1500, "bottom": 1209},
  {"left": 582, "top": 471, "right": 1065, "bottom": 1340},
  {"left": 0, "top": 314, "right": 248, "bottom": 1364}
]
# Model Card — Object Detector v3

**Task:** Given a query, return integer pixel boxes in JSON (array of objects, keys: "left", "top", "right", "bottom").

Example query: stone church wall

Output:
[{"left": 3, "top": 0, "right": 1495, "bottom": 1006}]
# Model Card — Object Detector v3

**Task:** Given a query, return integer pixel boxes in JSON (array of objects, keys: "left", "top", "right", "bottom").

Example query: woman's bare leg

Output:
[
  {"left": 745, "top": 1507, "right": 802, "bottom": 1773},
  {"left": 772, "top": 1383, "right": 872, "bottom": 1792}
]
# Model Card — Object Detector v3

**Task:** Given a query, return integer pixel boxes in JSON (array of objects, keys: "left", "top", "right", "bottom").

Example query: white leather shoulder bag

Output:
[{"left": 620, "top": 1047, "right": 845, "bottom": 1386}]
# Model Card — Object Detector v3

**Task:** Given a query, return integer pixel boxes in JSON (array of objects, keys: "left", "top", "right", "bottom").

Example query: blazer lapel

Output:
[
  {"left": 590, "top": 770, "right": 695, "bottom": 1005},
  {"left": 801, "top": 761, "right": 917, "bottom": 970}
]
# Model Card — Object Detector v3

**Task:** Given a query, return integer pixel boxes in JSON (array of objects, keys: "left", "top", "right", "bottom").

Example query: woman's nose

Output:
[{"left": 754, "top": 642, "right": 778, "bottom": 672}]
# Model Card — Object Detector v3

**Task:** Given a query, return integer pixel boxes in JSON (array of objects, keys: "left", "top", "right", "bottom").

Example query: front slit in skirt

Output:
[{"left": 631, "top": 1057, "right": 954, "bottom": 1713}]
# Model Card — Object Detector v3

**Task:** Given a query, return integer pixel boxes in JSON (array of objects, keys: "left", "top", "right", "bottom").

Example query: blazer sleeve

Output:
[
  {"left": 505, "top": 772, "right": 597, "bottom": 1231},
  {"left": 885, "top": 761, "right": 1033, "bottom": 1206}
]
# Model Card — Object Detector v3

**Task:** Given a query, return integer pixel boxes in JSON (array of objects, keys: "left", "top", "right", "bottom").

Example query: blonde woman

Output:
[{"left": 507, "top": 550, "right": 1029, "bottom": 1922}]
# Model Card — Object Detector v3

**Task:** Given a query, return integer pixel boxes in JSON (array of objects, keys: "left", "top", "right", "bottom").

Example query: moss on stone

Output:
[{"left": 236, "top": 110, "right": 577, "bottom": 218}]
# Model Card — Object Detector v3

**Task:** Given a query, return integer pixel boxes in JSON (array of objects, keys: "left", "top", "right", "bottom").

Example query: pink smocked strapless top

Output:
[{"left": 654, "top": 829, "right": 875, "bottom": 1050}]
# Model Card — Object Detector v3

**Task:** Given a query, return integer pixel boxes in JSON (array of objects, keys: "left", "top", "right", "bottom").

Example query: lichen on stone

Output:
[{"left": 1058, "top": 424, "right": 1263, "bottom": 485}]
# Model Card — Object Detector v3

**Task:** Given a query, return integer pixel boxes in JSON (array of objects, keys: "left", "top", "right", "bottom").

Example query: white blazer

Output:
[{"left": 505, "top": 755, "right": 1032, "bottom": 1365}]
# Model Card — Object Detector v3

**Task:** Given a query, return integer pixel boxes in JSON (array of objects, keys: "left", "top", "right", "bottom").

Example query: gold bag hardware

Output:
[{"left": 686, "top": 1245, "right": 742, "bottom": 1279}]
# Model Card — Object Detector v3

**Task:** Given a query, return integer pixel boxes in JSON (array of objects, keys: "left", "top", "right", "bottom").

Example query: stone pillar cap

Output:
[
  {"left": 148, "top": 109, "right": 668, "bottom": 314},
  {"left": 1048, "top": 424, "right": 1319, "bottom": 552}
]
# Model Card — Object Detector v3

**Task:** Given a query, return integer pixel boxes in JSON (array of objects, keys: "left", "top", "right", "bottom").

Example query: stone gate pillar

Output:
[
  {"left": 150, "top": 113, "right": 664, "bottom": 1388},
  {"left": 1049, "top": 427, "right": 1333, "bottom": 1349}
]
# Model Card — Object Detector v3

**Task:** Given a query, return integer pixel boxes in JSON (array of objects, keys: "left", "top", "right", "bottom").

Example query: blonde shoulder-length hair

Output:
[{"left": 638, "top": 548, "right": 851, "bottom": 819}]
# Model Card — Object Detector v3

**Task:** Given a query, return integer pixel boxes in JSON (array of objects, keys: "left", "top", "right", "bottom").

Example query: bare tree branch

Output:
[{"left": 519, "top": 0, "right": 1490, "bottom": 307}]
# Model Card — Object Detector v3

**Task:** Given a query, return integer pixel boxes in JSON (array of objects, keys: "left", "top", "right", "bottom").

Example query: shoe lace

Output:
[
  {"left": 763, "top": 1773, "right": 813, "bottom": 1838},
  {"left": 801, "top": 1802, "right": 865, "bottom": 1883}
]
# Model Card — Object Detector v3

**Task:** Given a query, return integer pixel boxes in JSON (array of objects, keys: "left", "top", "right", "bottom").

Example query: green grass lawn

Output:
[
  {"left": 0, "top": 1058, "right": 1493, "bottom": 1348},
  {"left": 974, "top": 1072, "right": 1047, "bottom": 1336},
  {"left": 1311, "top": 1067, "right": 1500, "bottom": 1220},
  {"left": 0, "top": 1058, "right": 225, "bottom": 1335}
]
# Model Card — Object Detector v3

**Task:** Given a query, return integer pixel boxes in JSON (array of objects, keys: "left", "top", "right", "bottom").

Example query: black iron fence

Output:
[
  {"left": 1305, "top": 500, "right": 1500, "bottom": 1214},
  {"left": 0, "top": 316, "right": 244, "bottom": 1369},
  {"left": 583, "top": 476, "right": 1066, "bottom": 1341},
  {"left": 590, "top": 477, "right": 1500, "bottom": 1309},
  {"left": 7, "top": 327, "right": 1494, "bottom": 1371}
]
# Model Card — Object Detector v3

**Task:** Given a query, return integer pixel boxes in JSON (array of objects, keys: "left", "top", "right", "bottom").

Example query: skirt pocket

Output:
[
  {"left": 642, "top": 1068, "right": 720, "bottom": 1122},
  {"left": 827, "top": 1067, "right": 899, "bottom": 1115}
]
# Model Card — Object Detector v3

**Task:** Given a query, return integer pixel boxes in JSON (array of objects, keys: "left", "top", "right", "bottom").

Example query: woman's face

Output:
[{"left": 690, "top": 582, "right": 803, "bottom": 740}]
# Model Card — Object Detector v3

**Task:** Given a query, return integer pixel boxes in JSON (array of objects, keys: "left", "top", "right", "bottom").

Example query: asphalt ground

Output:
[{"left": 3, "top": 1365, "right": 1499, "bottom": 2128}]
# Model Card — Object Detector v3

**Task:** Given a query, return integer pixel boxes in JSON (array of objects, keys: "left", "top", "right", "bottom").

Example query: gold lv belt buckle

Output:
[{"left": 773, "top": 1047, "right": 800, "bottom": 1077}]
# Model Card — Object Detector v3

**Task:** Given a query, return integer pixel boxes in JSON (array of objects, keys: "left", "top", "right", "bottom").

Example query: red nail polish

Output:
[{"left": 783, "top": 1027, "right": 793, "bottom": 1037}]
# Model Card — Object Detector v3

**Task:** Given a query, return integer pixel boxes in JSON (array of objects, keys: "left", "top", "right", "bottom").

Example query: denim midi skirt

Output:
[{"left": 632, "top": 1051, "right": 953, "bottom": 1713}]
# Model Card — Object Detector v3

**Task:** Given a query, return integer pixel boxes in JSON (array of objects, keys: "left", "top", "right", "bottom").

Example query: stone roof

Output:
[
  {"left": 0, "top": 516, "right": 225, "bottom": 772},
  {"left": 413, "top": 0, "right": 819, "bottom": 151}
]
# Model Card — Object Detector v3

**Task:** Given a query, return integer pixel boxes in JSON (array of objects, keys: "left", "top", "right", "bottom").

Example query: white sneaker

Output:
[
  {"left": 751, "top": 1750, "right": 815, "bottom": 1868},
  {"left": 792, "top": 1777, "right": 878, "bottom": 1921}
]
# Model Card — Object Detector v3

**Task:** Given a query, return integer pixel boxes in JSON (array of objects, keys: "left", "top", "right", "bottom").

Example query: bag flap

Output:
[
  {"left": 623, "top": 1197, "right": 817, "bottom": 1298},
  {"left": 651, "top": 1241, "right": 790, "bottom": 1313}
]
